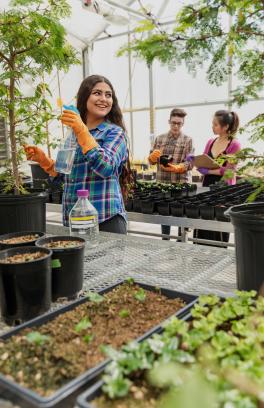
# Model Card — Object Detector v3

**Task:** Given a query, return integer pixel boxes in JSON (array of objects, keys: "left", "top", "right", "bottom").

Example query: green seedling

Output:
[
  {"left": 86, "top": 291, "right": 104, "bottom": 303},
  {"left": 83, "top": 334, "right": 94, "bottom": 344},
  {"left": 134, "top": 287, "right": 146, "bottom": 302},
  {"left": 26, "top": 331, "right": 50, "bottom": 346},
  {"left": 126, "top": 277, "right": 134, "bottom": 285},
  {"left": 119, "top": 309, "right": 130, "bottom": 318},
  {"left": 75, "top": 317, "right": 92, "bottom": 333}
]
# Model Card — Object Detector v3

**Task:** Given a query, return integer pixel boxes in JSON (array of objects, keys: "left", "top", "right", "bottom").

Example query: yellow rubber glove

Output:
[
  {"left": 24, "top": 145, "right": 57, "bottom": 176},
  {"left": 148, "top": 149, "right": 161, "bottom": 164},
  {"left": 160, "top": 163, "right": 186, "bottom": 174},
  {"left": 60, "top": 110, "right": 98, "bottom": 154}
]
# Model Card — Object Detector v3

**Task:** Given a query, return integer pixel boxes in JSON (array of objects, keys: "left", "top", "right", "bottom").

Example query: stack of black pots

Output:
[
  {"left": 125, "top": 182, "right": 197, "bottom": 216},
  {"left": 126, "top": 182, "right": 263, "bottom": 220}
]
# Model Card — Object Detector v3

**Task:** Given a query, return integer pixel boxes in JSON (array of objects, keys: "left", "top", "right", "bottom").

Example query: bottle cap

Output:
[{"left": 77, "top": 189, "right": 88, "bottom": 197}]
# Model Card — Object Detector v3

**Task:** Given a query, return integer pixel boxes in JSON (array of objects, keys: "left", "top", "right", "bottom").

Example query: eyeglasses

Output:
[{"left": 169, "top": 121, "right": 184, "bottom": 127}]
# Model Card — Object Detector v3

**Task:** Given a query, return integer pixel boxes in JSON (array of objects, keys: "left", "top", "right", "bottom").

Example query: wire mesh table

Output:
[{"left": 0, "top": 228, "right": 236, "bottom": 336}]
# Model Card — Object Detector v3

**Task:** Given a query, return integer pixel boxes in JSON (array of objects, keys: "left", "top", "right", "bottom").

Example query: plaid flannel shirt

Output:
[
  {"left": 151, "top": 131, "right": 193, "bottom": 183},
  {"left": 53, "top": 121, "right": 128, "bottom": 226}
]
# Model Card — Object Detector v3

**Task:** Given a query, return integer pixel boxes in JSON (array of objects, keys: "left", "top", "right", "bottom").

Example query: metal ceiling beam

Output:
[
  {"left": 104, "top": 0, "right": 148, "bottom": 19},
  {"left": 95, "top": 19, "right": 175, "bottom": 41}
]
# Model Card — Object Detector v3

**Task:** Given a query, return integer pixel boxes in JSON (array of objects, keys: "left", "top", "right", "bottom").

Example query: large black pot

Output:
[
  {"left": 225, "top": 202, "right": 264, "bottom": 291},
  {"left": 0, "top": 246, "right": 52, "bottom": 325},
  {"left": 36, "top": 236, "right": 85, "bottom": 301},
  {"left": 0, "top": 191, "right": 47, "bottom": 235}
]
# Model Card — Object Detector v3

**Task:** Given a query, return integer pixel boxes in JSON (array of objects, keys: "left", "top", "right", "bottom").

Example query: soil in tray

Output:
[
  {"left": 0, "top": 234, "right": 40, "bottom": 245},
  {"left": 94, "top": 379, "right": 165, "bottom": 408},
  {"left": 0, "top": 283, "right": 185, "bottom": 397},
  {"left": 0, "top": 252, "right": 45, "bottom": 263}
]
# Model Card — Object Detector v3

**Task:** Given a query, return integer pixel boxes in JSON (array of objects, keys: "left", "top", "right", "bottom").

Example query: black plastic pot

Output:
[
  {"left": 185, "top": 202, "right": 200, "bottom": 219},
  {"left": 125, "top": 198, "right": 133, "bottom": 212},
  {"left": 225, "top": 202, "right": 264, "bottom": 291},
  {"left": 0, "top": 246, "right": 52, "bottom": 325},
  {"left": 156, "top": 199, "right": 174, "bottom": 216},
  {"left": 215, "top": 204, "right": 230, "bottom": 222},
  {"left": 170, "top": 201, "right": 185, "bottom": 217},
  {"left": 0, "top": 191, "right": 47, "bottom": 235},
  {"left": 0, "top": 282, "right": 197, "bottom": 408},
  {"left": 36, "top": 236, "right": 85, "bottom": 301},
  {"left": 141, "top": 199, "right": 156, "bottom": 214},
  {"left": 200, "top": 204, "right": 215, "bottom": 220},
  {"left": 0, "top": 231, "right": 45, "bottom": 250},
  {"left": 30, "top": 162, "right": 49, "bottom": 189}
]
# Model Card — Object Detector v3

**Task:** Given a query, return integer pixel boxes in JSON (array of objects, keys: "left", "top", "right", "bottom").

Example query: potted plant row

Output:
[
  {"left": 77, "top": 290, "right": 264, "bottom": 408},
  {"left": 0, "top": 280, "right": 196, "bottom": 407}
]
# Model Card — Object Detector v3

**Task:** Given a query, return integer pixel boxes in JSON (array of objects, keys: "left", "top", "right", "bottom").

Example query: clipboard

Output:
[{"left": 193, "top": 154, "right": 220, "bottom": 169}]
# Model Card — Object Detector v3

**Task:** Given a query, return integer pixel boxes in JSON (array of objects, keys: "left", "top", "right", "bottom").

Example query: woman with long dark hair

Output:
[
  {"left": 194, "top": 109, "right": 241, "bottom": 245},
  {"left": 25, "top": 75, "right": 133, "bottom": 234}
]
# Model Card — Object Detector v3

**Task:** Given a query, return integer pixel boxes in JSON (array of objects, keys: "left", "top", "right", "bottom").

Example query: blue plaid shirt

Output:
[{"left": 54, "top": 121, "right": 128, "bottom": 226}]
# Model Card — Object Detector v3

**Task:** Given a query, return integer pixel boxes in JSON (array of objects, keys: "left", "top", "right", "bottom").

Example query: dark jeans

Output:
[
  {"left": 161, "top": 224, "right": 171, "bottom": 240},
  {"left": 99, "top": 214, "right": 127, "bottom": 234},
  {"left": 161, "top": 225, "right": 184, "bottom": 241}
]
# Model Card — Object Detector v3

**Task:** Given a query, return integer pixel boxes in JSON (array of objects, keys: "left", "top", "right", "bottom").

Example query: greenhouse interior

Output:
[{"left": 0, "top": 0, "right": 263, "bottom": 407}]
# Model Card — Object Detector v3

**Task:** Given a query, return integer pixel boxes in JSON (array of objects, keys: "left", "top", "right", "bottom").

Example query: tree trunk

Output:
[{"left": 9, "top": 62, "right": 20, "bottom": 194}]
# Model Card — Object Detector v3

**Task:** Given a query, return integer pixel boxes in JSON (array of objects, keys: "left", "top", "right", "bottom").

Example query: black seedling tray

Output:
[
  {"left": 0, "top": 282, "right": 197, "bottom": 408},
  {"left": 76, "top": 312, "right": 197, "bottom": 408}
]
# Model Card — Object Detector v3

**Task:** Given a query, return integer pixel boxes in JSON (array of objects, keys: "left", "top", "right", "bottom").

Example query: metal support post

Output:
[
  {"left": 148, "top": 63, "right": 155, "bottom": 140},
  {"left": 128, "top": 32, "right": 134, "bottom": 155}
]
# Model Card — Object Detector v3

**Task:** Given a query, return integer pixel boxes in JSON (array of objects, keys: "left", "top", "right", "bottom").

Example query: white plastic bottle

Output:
[
  {"left": 54, "top": 105, "right": 79, "bottom": 175},
  {"left": 69, "top": 190, "right": 99, "bottom": 249}
]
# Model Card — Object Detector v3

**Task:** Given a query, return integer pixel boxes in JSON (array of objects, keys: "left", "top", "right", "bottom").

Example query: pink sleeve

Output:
[
  {"left": 203, "top": 138, "right": 215, "bottom": 154},
  {"left": 226, "top": 139, "right": 241, "bottom": 154}
]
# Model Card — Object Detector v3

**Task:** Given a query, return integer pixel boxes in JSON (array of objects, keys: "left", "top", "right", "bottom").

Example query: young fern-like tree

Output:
[
  {"left": 0, "top": 0, "right": 79, "bottom": 193},
  {"left": 119, "top": 0, "right": 264, "bottom": 196}
]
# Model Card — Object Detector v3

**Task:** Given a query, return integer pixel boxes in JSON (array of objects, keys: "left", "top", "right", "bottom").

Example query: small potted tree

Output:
[{"left": 0, "top": 0, "right": 79, "bottom": 234}]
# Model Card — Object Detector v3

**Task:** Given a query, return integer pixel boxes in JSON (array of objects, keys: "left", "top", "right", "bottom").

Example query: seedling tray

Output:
[{"left": 0, "top": 282, "right": 197, "bottom": 408}]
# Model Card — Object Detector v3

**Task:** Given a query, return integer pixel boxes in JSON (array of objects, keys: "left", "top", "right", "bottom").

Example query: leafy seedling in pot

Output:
[
  {"left": 26, "top": 331, "right": 50, "bottom": 346},
  {"left": 75, "top": 317, "right": 92, "bottom": 333},
  {"left": 134, "top": 288, "right": 146, "bottom": 302}
]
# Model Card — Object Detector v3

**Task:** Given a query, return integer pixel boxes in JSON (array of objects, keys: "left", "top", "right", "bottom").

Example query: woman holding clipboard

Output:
[{"left": 192, "top": 109, "right": 241, "bottom": 245}]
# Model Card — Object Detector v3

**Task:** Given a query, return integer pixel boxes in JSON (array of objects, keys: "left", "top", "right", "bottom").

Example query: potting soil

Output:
[{"left": 0, "top": 283, "right": 185, "bottom": 396}]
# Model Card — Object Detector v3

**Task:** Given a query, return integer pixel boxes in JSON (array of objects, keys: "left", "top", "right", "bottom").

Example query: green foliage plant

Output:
[
  {"left": 0, "top": 0, "right": 79, "bottom": 193},
  {"left": 119, "top": 0, "right": 264, "bottom": 195},
  {"left": 101, "top": 291, "right": 264, "bottom": 407}
]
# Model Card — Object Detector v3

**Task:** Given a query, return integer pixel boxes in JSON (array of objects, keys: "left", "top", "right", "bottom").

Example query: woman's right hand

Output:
[{"left": 24, "top": 145, "right": 47, "bottom": 163}]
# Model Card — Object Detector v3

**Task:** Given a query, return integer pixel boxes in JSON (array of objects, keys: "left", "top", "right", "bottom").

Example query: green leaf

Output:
[
  {"left": 134, "top": 287, "right": 146, "bottom": 302},
  {"left": 26, "top": 331, "right": 50, "bottom": 346},
  {"left": 86, "top": 291, "right": 104, "bottom": 303},
  {"left": 119, "top": 309, "right": 130, "bottom": 318},
  {"left": 74, "top": 317, "right": 92, "bottom": 333},
  {"left": 51, "top": 259, "right": 61, "bottom": 268}
]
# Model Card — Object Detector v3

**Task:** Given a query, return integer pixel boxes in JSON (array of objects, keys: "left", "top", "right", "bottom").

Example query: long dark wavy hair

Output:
[{"left": 76, "top": 75, "right": 134, "bottom": 201}]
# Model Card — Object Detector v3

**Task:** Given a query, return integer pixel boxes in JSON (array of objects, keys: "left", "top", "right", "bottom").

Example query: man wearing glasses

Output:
[{"left": 148, "top": 108, "right": 194, "bottom": 239}]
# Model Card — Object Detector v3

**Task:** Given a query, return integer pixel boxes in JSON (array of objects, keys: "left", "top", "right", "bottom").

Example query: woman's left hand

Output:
[
  {"left": 197, "top": 167, "right": 209, "bottom": 175},
  {"left": 60, "top": 110, "right": 86, "bottom": 135}
]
